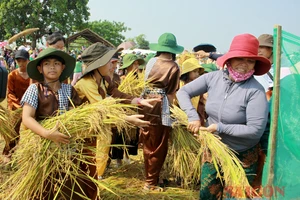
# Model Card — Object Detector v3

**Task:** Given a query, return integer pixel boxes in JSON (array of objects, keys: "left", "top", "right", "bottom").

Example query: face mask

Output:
[{"left": 226, "top": 62, "right": 254, "bottom": 82}]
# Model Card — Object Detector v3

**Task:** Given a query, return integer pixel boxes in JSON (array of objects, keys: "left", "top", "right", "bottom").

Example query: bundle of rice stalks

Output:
[
  {"left": 169, "top": 105, "right": 256, "bottom": 198},
  {"left": 176, "top": 52, "right": 196, "bottom": 67},
  {"left": 166, "top": 106, "right": 202, "bottom": 187},
  {"left": 0, "top": 99, "right": 137, "bottom": 200},
  {"left": 118, "top": 71, "right": 150, "bottom": 97},
  {"left": 0, "top": 107, "right": 21, "bottom": 146}
]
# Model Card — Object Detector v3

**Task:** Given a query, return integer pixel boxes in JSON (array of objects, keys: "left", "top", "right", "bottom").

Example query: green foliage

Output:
[
  {"left": 134, "top": 34, "right": 149, "bottom": 49},
  {"left": 85, "top": 20, "right": 131, "bottom": 47},
  {"left": 125, "top": 34, "right": 150, "bottom": 49},
  {"left": 0, "top": 0, "right": 90, "bottom": 47}
]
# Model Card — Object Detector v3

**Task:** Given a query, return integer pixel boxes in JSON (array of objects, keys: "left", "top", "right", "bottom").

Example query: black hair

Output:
[
  {"left": 46, "top": 31, "right": 66, "bottom": 45},
  {"left": 38, "top": 55, "right": 65, "bottom": 66},
  {"left": 180, "top": 73, "right": 189, "bottom": 83},
  {"left": 156, "top": 52, "right": 176, "bottom": 61}
]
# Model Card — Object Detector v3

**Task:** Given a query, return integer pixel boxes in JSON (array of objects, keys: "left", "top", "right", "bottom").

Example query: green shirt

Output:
[{"left": 74, "top": 61, "right": 82, "bottom": 73}]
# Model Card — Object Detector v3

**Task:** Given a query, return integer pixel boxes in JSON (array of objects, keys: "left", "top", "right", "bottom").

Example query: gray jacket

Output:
[{"left": 176, "top": 70, "right": 269, "bottom": 152}]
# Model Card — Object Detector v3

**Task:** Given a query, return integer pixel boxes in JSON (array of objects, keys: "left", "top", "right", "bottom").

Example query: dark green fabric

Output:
[
  {"left": 262, "top": 29, "right": 300, "bottom": 200},
  {"left": 27, "top": 48, "right": 75, "bottom": 82},
  {"left": 149, "top": 33, "right": 184, "bottom": 54}
]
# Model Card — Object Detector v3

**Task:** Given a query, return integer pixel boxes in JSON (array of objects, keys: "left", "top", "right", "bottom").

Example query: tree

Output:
[
  {"left": 0, "top": 0, "right": 90, "bottom": 48},
  {"left": 85, "top": 20, "right": 131, "bottom": 47},
  {"left": 134, "top": 34, "right": 149, "bottom": 49}
]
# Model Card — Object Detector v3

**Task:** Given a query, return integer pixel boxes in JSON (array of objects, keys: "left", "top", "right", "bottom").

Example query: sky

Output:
[{"left": 87, "top": 0, "right": 300, "bottom": 52}]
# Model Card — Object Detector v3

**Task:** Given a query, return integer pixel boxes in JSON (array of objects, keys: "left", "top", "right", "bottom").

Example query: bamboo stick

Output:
[{"left": 267, "top": 25, "right": 282, "bottom": 187}]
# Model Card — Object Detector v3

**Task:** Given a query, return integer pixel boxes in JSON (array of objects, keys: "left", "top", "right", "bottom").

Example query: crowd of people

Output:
[{"left": 0, "top": 30, "right": 276, "bottom": 199}]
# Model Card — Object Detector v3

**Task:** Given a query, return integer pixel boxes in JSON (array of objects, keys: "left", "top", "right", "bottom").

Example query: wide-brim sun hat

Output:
[
  {"left": 258, "top": 34, "right": 273, "bottom": 48},
  {"left": 119, "top": 53, "right": 145, "bottom": 69},
  {"left": 216, "top": 33, "right": 271, "bottom": 76},
  {"left": 27, "top": 48, "right": 75, "bottom": 82},
  {"left": 81, "top": 42, "right": 123, "bottom": 77},
  {"left": 193, "top": 43, "right": 216, "bottom": 53},
  {"left": 181, "top": 58, "right": 204, "bottom": 75},
  {"left": 149, "top": 33, "right": 184, "bottom": 54}
]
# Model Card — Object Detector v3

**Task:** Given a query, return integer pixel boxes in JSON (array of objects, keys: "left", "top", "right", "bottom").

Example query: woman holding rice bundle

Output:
[
  {"left": 74, "top": 43, "right": 160, "bottom": 186},
  {"left": 176, "top": 33, "right": 270, "bottom": 199},
  {"left": 140, "top": 32, "right": 183, "bottom": 191}
]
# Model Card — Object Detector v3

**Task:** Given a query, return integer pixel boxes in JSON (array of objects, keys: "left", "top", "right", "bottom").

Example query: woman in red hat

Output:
[{"left": 177, "top": 33, "right": 271, "bottom": 199}]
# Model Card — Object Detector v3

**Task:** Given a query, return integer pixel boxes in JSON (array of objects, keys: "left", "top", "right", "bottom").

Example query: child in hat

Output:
[
  {"left": 7, "top": 49, "right": 31, "bottom": 110},
  {"left": 74, "top": 42, "right": 160, "bottom": 182},
  {"left": 3, "top": 49, "right": 31, "bottom": 159},
  {"left": 179, "top": 57, "right": 207, "bottom": 126},
  {"left": 119, "top": 53, "right": 145, "bottom": 78},
  {"left": 21, "top": 48, "right": 82, "bottom": 143},
  {"left": 20, "top": 48, "right": 84, "bottom": 199},
  {"left": 110, "top": 53, "right": 145, "bottom": 166}
]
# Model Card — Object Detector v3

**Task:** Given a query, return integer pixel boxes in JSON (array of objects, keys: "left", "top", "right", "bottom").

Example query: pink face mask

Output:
[{"left": 226, "top": 62, "right": 255, "bottom": 82}]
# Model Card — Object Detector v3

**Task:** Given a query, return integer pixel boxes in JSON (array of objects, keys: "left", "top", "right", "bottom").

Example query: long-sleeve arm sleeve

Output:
[
  {"left": 176, "top": 74, "right": 209, "bottom": 122},
  {"left": 69, "top": 86, "right": 84, "bottom": 107},
  {"left": 105, "top": 76, "right": 134, "bottom": 104},
  {"left": 209, "top": 53, "right": 224, "bottom": 61},
  {"left": 7, "top": 73, "right": 20, "bottom": 110},
  {"left": 217, "top": 89, "right": 269, "bottom": 140}
]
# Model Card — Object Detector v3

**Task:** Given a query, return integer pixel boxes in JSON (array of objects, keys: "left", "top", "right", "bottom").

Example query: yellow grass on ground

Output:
[
  {"left": 99, "top": 149, "right": 198, "bottom": 200},
  {"left": 0, "top": 137, "right": 198, "bottom": 200},
  {"left": 0, "top": 97, "right": 198, "bottom": 199}
]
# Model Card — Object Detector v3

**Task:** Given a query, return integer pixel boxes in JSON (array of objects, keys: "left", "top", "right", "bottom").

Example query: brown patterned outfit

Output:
[
  {"left": 20, "top": 83, "right": 88, "bottom": 199},
  {"left": 140, "top": 58, "right": 180, "bottom": 186}
]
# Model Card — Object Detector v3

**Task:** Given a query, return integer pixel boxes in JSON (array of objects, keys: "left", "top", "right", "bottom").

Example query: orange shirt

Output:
[{"left": 7, "top": 69, "right": 30, "bottom": 110}]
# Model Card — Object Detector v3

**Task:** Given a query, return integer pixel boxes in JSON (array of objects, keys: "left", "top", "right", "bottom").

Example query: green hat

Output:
[
  {"left": 27, "top": 48, "right": 75, "bottom": 82},
  {"left": 201, "top": 63, "right": 218, "bottom": 73},
  {"left": 119, "top": 53, "right": 145, "bottom": 70},
  {"left": 81, "top": 42, "right": 122, "bottom": 77},
  {"left": 149, "top": 33, "right": 184, "bottom": 54}
]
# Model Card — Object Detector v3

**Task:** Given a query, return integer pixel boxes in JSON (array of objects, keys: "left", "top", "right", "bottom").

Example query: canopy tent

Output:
[{"left": 65, "top": 29, "right": 115, "bottom": 51}]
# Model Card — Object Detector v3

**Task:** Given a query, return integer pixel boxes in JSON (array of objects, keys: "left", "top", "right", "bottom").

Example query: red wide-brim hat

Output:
[{"left": 217, "top": 34, "right": 271, "bottom": 76}]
